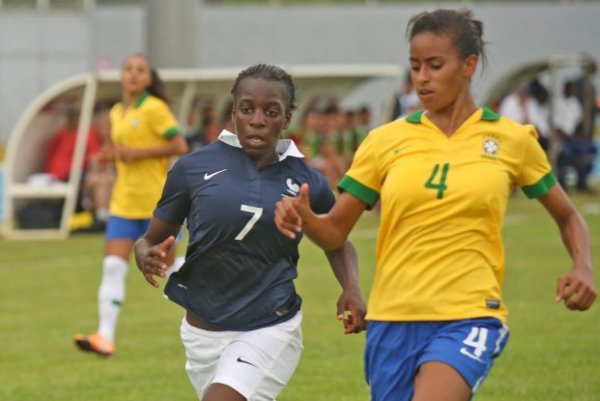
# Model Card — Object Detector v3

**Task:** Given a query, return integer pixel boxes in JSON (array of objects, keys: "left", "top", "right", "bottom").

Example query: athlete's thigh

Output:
[
  {"left": 412, "top": 361, "right": 471, "bottom": 401},
  {"left": 416, "top": 317, "right": 509, "bottom": 399},
  {"left": 365, "top": 321, "right": 435, "bottom": 401},
  {"left": 179, "top": 317, "right": 232, "bottom": 399},
  {"left": 214, "top": 312, "right": 303, "bottom": 401}
]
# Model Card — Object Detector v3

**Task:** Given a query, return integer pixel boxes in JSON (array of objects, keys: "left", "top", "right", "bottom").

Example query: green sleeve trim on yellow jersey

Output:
[
  {"left": 163, "top": 127, "right": 181, "bottom": 139},
  {"left": 521, "top": 172, "right": 557, "bottom": 198},
  {"left": 338, "top": 175, "right": 379, "bottom": 208},
  {"left": 405, "top": 110, "right": 424, "bottom": 123}
]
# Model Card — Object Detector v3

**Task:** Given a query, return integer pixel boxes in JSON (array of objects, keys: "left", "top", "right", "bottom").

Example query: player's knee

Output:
[{"left": 103, "top": 255, "right": 128, "bottom": 279}]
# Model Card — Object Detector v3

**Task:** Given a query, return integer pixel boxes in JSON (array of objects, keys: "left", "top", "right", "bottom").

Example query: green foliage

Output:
[{"left": 0, "top": 192, "right": 598, "bottom": 400}]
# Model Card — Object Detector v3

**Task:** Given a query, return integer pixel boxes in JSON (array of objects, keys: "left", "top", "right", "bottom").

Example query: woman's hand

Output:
[
  {"left": 556, "top": 264, "right": 596, "bottom": 311},
  {"left": 337, "top": 287, "right": 367, "bottom": 334},
  {"left": 136, "top": 235, "right": 176, "bottom": 288},
  {"left": 274, "top": 184, "right": 312, "bottom": 239}
]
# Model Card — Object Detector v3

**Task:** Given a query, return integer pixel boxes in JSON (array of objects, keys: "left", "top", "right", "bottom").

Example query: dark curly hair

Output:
[{"left": 231, "top": 64, "right": 297, "bottom": 112}]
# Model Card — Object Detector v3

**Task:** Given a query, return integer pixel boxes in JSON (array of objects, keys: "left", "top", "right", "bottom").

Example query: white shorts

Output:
[{"left": 180, "top": 311, "right": 303, "bottom": 401}]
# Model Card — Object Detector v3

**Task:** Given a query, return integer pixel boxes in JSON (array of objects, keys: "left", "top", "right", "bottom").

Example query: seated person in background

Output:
[
  {"left": 46, "top": 109, "right": 100, "bottom": 183},
  {"left": 81, "top": 112, "right": 116, "bottom": 230},
  {"left": 220, "top": 100, "right": 235, "bottom": 133},
  {"left": 498, "top": 81, "right": 551, "bottom": 151},
  {"left": 185, "top": 106, "right": 222, "bottom": 152},
  {"left": 554, "top": 80, "right": 597, "bottom": 193}
]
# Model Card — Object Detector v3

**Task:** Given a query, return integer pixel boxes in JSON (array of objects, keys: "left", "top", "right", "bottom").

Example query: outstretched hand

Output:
[
  {"left": 138, "top": 235, "right": 176, "bottom": 288},
  {"left": 115, "top": 146, "right": 139, "bottom": 163},
  {"left": 275, "top": 183, "right": 312, "bottom": 239},
  {"left": 556, "top": 266, "right": 596, "bottom": 311},
  {"left": 336, "top": 288, "right": 367, "bottom": 334}
]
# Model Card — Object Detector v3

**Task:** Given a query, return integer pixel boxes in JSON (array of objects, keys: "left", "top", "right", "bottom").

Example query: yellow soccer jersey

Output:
[
  {"left": 339, "top": 107, "right": 556, "bottom": 323},
  {"left": 109, "top": 92, "right": 180, "bottom": 218}
]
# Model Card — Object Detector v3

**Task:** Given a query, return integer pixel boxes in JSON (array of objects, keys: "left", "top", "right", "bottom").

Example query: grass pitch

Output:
[{"left": 0, "top": 191, "right": 598, "bottom": 401}]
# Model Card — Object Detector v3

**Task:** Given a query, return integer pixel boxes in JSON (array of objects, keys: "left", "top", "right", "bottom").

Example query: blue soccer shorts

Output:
[
  {"left": 105, "top": 216, "right": 151, "bottom": 241},
  {"left": 106, "top": 216, "right": 184, "bottom": 242},
  {"left": 365, "top": 317, "right": 509, "bottom": 401}
]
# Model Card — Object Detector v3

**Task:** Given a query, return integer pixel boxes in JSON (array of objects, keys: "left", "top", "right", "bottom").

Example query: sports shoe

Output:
[{"left": 74, "top": 333, "right": 115, "bottom": 357}]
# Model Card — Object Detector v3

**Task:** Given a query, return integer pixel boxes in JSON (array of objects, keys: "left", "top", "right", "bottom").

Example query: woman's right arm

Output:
[{"left": 275, "top": 184, "right": 367, "bottom": 251}]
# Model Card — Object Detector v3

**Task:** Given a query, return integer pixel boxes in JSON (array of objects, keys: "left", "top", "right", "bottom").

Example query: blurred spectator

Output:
[
  {"left": 354, "top": 104, "right": 372, "bottom": 150},
  {"left": 46, "top": 108, "right": 100, "bottom": 183},
  {"left": 573, "top": 58, "right": 598, "bottom": 140},
  {"left": 553, "top": 80, "right": 597, "bottom": 192},
  {"left": 45, "top": 108, "right": 104, "bottom": 226},
  {"left": 499, "top": 81, "right": 550, "bottom": 150},
  {"left": 185, "top": 104, "right": 222, "bottom": 152},
  {"left": 570, "top": 58, "right": 599, "bottom": 192},
  {"left": 527, "top": 79, "right": 551, "bottom": 150},
  {"left": 183, "top": 101, "right": 202, "bottom": 144},
  {"left": 390, "top": 71, "right": 420, "bottom": 120},
  {"left": 81, "top": 111, "right": 116, "bottom": 230},
  {"left": 300, "top": 99, "right": 347, "bottom": 189},
  {"left": 553, "top": 81, "right": 582, "bottom": 140},
  {"left": 220, "top": 100, "right": 235, "bottom": 133},
  {"left": 201, "top": 115, "right": 221, "bottom": 146},
  {"left": 499, "top": 84, "right": 530, "bottom": 123}
]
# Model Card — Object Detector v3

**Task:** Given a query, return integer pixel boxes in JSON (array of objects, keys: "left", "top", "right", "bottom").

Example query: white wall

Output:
[{"left": 0, "top": 2, "right": 599, "bottom": 144}]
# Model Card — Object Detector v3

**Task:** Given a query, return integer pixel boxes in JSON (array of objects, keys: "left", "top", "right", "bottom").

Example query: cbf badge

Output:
[
  {"left": 481, "top": 135, "right": 500, "bottom": 160},
  {"left": 130, "top": 117, "right": 139, "bottom": 128}
]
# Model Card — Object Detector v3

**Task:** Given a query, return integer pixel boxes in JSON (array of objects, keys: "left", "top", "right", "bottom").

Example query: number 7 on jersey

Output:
[{"left": 235, "top": 205, "right": 263, "bottom": 240}]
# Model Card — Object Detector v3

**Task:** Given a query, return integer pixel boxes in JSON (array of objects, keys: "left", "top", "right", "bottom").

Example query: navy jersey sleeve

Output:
[
  {"left": 309, "top": 169, "right": 336, "bottom": 214},
  {"left": 154, "top": 159, "right": 190, "bottom": 225}
]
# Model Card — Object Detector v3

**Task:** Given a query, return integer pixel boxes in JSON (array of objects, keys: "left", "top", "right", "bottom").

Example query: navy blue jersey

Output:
[{"left": 155, "top": 132, "right": 335, "bottom": 331}]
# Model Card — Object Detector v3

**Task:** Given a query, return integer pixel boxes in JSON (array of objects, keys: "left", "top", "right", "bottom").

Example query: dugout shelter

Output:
[
  {"left": 482, "top": 54, "right": 596, "bottom": 165},
  {"left": 2, "top": 65, "right": 402, "bottom": 239}
]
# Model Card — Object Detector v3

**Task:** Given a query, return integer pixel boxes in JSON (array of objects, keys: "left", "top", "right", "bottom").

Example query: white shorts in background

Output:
[{"left": 180, "top": 311, "right": 303, "bottom": 401}]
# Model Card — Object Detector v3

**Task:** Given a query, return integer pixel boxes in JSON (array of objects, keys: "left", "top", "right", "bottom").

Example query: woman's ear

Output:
[
  {"left": 283, "top": 111, "right": 292, "bottom": 130},
  {"left": 463, "top": 54, "right": 478, "bottom": 79}
]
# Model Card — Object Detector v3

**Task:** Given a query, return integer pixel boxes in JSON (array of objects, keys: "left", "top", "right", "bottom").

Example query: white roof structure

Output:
[{"left": 2, "top": 65, "right": 402, "bottom": 239}]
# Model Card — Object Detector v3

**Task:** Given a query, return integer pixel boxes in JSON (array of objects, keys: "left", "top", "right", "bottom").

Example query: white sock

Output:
[
  {"left": 96, "top": 209, "right": 109, "bottom": 222},
  {"left": 97, "top": 255, "right": 128, "bottom": 342}
]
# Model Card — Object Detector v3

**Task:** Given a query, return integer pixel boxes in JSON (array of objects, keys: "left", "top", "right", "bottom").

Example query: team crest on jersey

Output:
[
  {"left": 481, "top": 135, "right": 500, "bottom": 160},
  {"left": 285, "top": 178, "right": 300, "bottom": 196}
]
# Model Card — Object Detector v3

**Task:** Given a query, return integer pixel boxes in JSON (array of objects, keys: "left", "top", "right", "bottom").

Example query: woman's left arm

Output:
[
  {"left": 538, "top": 185, "right": 596, "bottom": 310},
  {"left": 324, "top": 240, "right": 367, "bottom": 334}
]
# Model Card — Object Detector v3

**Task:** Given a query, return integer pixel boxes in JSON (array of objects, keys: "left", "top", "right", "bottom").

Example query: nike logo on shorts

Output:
[
  {"left": 236, "top": 356, "right": 257, "bottom": 367},
  {"left": 204, "top": 168, "right": 228, "bottom": 180}
]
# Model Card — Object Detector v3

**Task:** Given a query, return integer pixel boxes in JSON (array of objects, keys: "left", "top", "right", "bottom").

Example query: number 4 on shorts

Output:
[{"left": 425, "top": 163, "right": 450, "bottom": 199}]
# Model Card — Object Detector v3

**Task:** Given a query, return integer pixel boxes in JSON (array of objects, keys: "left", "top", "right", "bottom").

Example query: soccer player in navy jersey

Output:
[{"left": 134, "top": 64, "right": 366, "bottom": 401}]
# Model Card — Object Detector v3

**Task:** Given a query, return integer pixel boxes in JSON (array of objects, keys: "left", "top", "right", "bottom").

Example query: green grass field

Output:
[{"left": 1, "top": 192, "right": 599, "bottom": 401}]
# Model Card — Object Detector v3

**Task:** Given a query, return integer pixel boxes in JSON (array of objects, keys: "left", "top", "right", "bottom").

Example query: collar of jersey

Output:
[
  {"left": 217, "top": 130, "right": 305, "bottom": 161},
  {"left": 133, "top": 91, "right": 149, "bottom": 108},
  {"left": 405, "top": 107, "right": 500, "bottom": 124}
]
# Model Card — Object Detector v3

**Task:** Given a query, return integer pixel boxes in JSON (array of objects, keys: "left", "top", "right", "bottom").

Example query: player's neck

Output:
[
  {"left": 426, "top": 93, "right": 477, "bottom": 137},
  {"left": 122, "top": 90, "right": 144, "bottom": 108}
]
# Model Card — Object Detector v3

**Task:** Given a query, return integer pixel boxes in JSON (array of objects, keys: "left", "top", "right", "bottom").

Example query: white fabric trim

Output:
[{"left": 217, "top": 129, "right": 304, "bottom": 161}]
